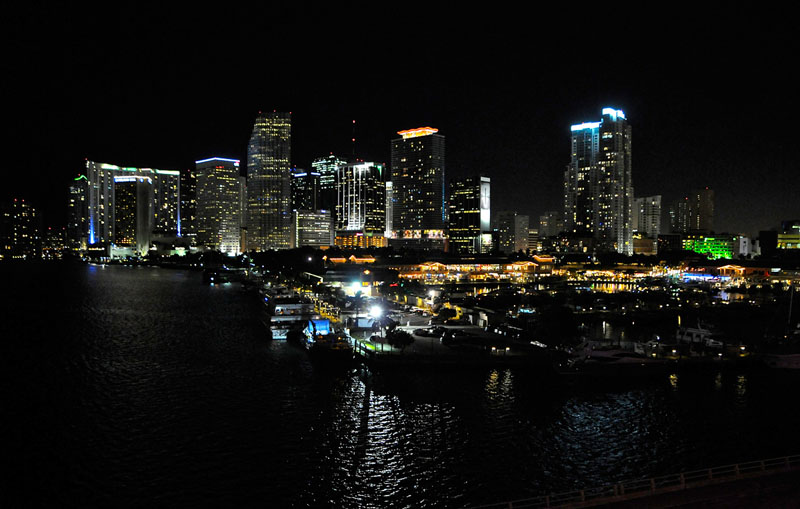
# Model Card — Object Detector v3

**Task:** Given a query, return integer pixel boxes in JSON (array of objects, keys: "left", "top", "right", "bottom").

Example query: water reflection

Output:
[{"left": 7, "top": 264, "right": 800, "bottom": 508}]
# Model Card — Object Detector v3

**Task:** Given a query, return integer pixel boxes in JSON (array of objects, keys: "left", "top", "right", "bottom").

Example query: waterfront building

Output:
[
  {"left": 84, "top": 161, "right": 181, "bottom": 249},
  {"left": 113, "top": 175, "right": 153, "bottom": 256},
  {"left": 633, "top": 195, "right": 661, "bottom": 238},
  {"left": 67, "top": 175, "right": 89, "bottom": 251},
  {"left": 291, "top": 209, "right": 333, "bottom": 248},
  {"left": 682, "top": 234, "right": 737, "bottom": 260},
  {"left": 312, "top": 154, "right": 347, "bottom": 220},
  {"left": 291, "top": 169, "right": 320, "bottom": 211},
  {"left": 180, "top": 167, "right": 197, "bottom": 246},
  {"left": 390, "top": 127, "right": 445, "bottom": 246},
  {"left": 564, "top": 108, "right": 633, "bottom": 255},
  {"left": 246, "top": 111, "right": 292, "bottom": 251},
  {"left": 0, "top": 198, "right": 41, "bottom": 260},
  {"left": 448, "top": 176, "right": 491, "bottom": 254},
  {"left": 195, "top": 157, "right": 244, "bottom": 255},
  {"left": 388, "top": 254, "right": 555, "bottom": 283},
  {"left": 335, "top": 162, "right": 386, "bottom": 235},
  {"left": 42, "top": 226, "right": 67, "bottom": 260},
  {"left": 152, "top": 169, "right": 181, "bottom": 236}
]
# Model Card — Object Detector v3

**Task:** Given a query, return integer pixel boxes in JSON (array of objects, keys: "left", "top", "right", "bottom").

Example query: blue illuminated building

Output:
[{"left": 564, "top": 108, "right": 633, "bottom": 255}]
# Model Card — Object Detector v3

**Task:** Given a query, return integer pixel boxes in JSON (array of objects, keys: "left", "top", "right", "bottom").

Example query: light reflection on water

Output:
[{"left": 4, "top": 264, "right": 800, "bottom": 508}]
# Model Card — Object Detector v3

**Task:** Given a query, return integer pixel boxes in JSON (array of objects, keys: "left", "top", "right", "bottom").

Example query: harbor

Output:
[{"left": 243, "top": 251, "right": 799, "bottom": 381}]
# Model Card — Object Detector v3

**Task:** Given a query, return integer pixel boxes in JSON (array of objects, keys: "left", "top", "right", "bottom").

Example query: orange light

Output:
[{"left": 397, "top": 127, "right": 439, "bottom": 139}]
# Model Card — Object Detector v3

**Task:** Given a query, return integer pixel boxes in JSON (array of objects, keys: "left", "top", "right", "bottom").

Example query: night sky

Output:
[{"left": 6, "top": 5, "right": 798, "bottom": 238}]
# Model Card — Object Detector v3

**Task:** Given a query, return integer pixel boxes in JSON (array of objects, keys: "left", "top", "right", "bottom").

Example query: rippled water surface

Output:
[{"left": 4, "top": 263, "right": 800, "bottom": 507}]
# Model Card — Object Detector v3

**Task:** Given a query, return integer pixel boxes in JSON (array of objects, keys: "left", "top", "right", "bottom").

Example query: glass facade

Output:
[
  {"left": 85, "top": 161, "right": 181, "bottom": 247},
  {"left": 335, "top": 162, "right": 385, "bottom": 234},
  {"left": 448, "top": 176, "right": 486, "bottom": 254},
  {"left": 246, "top": 112, "right": 292, "bottom": 251},
  {"left": 196, "top": 158, "right": 244, "bottom": 255},
  {"left": 390, "top": 128, "right": 445, "bottom": 238},
  {"left": 564, "top": 108, "right": 633, "bottom": 255},
  {"left": 291, "top": 170, "right": 320, "bottom": 212},
  {"left": 312, "top": 154, "right": 346, "bottom": 220}
]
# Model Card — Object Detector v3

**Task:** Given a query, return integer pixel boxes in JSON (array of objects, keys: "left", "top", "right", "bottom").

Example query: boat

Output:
[
  {"left": 559, "top": 342, "right": 670, "bottom": 378},
  {"left": 308, "top": 331, "right": 355, "bottom": 365}
]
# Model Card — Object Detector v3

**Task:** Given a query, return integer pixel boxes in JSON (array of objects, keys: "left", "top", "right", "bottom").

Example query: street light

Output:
[{"left": 369, "top": 305, "right": 385, "bottom": 341}]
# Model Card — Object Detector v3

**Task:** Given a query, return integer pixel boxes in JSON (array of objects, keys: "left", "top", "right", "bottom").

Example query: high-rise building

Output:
[
  {"left": 246, "top": 111, "right": 291, "bottom": 251},
  {"left": 196, "top": 157, "right": 244, "bottom": 255},
  {"left": 335, "top": 162, "right": 386, "bottom": 234},
  {"left": 113, "top": 175, "right": 153, "bottom": 255},
  {"left": 67, "top": 175, "right": 89, "bottom": 251},
  {"left": 180, "top": 167, "right": 197, "bottom": 246},
  {"left": 152, "top": 170, "right": 181, "bottom": 235},
  {"left": 528, "top": 228, "right": 540, "bottom": 253},
  {"left": 390, "top": 127, "right": 445, "bottom": 244},
  {"left": 291, "top": 169, "right": 321, "bottom": 211},
  {"left": 290, "top": 209, "right": 333, "bottom": 248},
  {"left": 493, "top": 210, "right": 528, "bottom": 254},
  {"left": 384, "top": 181, "right": 393, "bottom": 238},
  {"left": 564, "top": 108, "right": 633, "bottom": 255},
  {"left": 633, "top": 195, "right": 661, "bottom": 238},
  {"left": 84, "top": 161, "right": 181, "bottom": 248},
  {"left": 669, "top": 188, "right": 714, "bottom": 234},
  {"left": 539, "top": 210, "right": 564, "bottom": 238},
  {"left": 448, "top": 176, "right": 490, "bottom": 254},
  {"left": 312, "top": 154, "right": 346, "bottom": 219},
  {"left": 669, "top": 197, "right": 690, "bottom": 234},
  {"left": 689, "top": 187, "right": 714, "bottom": 233},
  {"left": 0, "top": 199, "right": 41, "bottom": 260}
]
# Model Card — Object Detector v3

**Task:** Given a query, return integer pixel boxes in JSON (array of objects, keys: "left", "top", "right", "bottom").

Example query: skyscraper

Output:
[
  {"left": 246, "top": 111, "right": 291, "bottom": 251},
  {"left": 67, "top": 175, "right": 89, "bottom": 250},
  {"left": 196, "top": 157, "right": 244, "bottom": 255},
  {"left": 335, "top": 162, "right": 386, "bottom": 234},
  {"left": 291, "top": 169, "right": 321, "bottom": 211},
  {"left": 390, "top": 127, "right": 445, "bottom": 244},
  {"left": 312, "top": 154, "right": 347, "bottom": 217},
  {"left": 689, "top": 187, "right": 714, "bottom": 233},
  {"left": 113, "top": 175, "right": 153, "bottom": 255},
  {"left": 633, "top": 195, "right": 662, "bottom": 238},
  {"left": 84, "top": 161, "right": 181, "bottom": 248},
  {"left": 180, "top": 167, "right": 197, "bottom": 246},
  {"left": 290, "top": 210, "right": 333, "bottom": 248},
  {"left": 669, "top": 188, "right": 714, "bottom": 234},
  {"left": 564, "top": 108, "right": 633, "bottom": 255},
  {"left": 448, "top": 176, "right": 490, "bottom": 254}
]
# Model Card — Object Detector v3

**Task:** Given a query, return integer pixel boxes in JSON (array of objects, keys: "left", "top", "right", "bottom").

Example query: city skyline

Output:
[{"left": 5, "top": 5, "right": 798, "bottom": 238}]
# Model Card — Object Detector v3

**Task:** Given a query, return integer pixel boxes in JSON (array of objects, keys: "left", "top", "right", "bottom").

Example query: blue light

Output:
[
  {"left": 571, "top": 122, "right": 600, "bottom": 132},
  {"left": 195, "top": 157, "right": 241, "bottom": 165},
  {"left": 602, "top": 108, "right": 626, "bottom": 121}
]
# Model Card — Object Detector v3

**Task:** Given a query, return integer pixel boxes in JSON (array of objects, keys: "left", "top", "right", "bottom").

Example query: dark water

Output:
[{"left": 3, "top": 263, "right": 800, "bottom": 507}]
